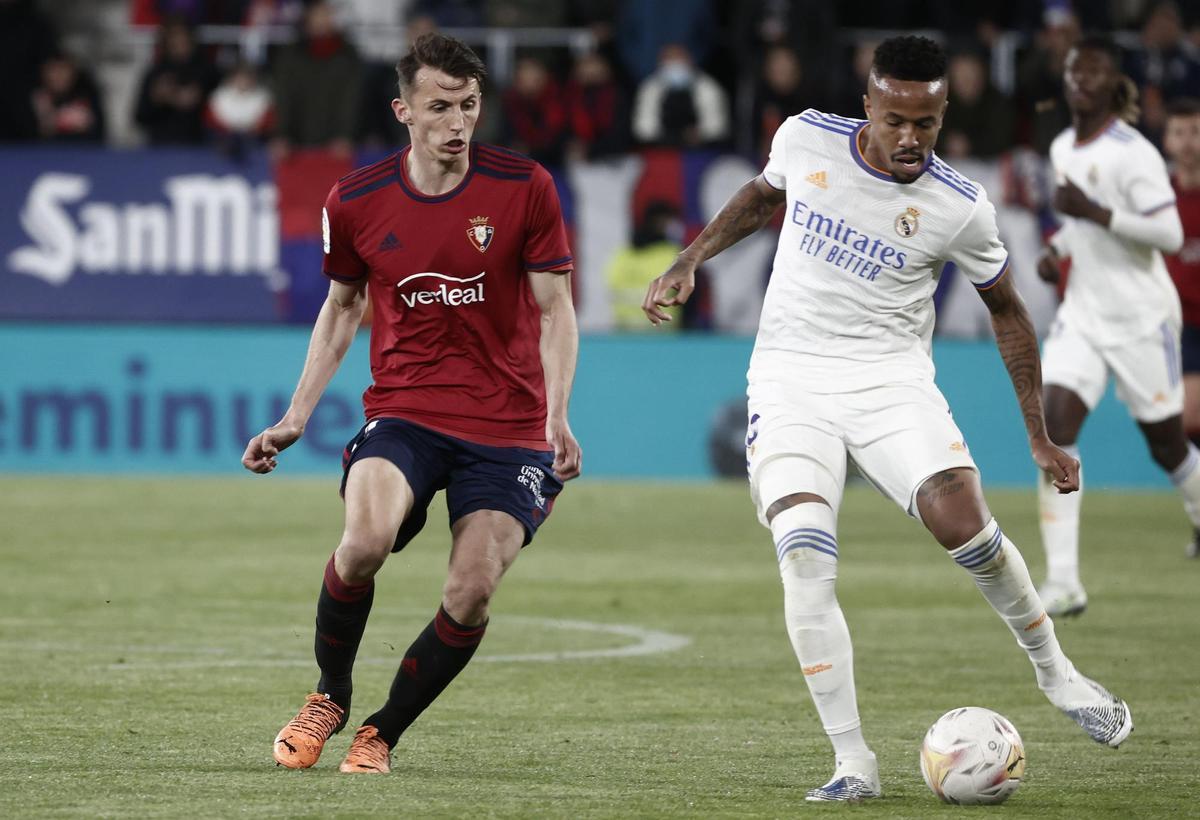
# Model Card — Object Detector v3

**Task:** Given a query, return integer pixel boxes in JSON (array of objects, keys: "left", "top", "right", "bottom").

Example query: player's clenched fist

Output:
[
  {"left": 242, "top": 422, "right": 303, "bottom": 473},
  {"left": 1036, "top": 247, "right": 1061, "bottom": 284},
  {"left": 1031, "top": 436, "right": 1080, "bottom": 494},
  {"left": 546, "top": 418, "right": 582, "bottom": 481}
]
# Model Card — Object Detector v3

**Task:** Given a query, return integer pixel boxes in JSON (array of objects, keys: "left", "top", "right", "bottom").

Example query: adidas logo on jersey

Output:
[
  {"left": 806, "top": 171, "right": 828, "bottom": 189},
  {"left": 378, "top": 232, "right": 402, "bottom": 251}
]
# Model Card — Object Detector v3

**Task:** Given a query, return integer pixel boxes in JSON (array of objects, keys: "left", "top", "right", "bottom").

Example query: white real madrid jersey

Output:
[
  {"left": 750, "top": 109, "right": 1009, "bottom": 391},
  {"left": 1048, "top": 117, "right": 1180, "bottom": 343}
]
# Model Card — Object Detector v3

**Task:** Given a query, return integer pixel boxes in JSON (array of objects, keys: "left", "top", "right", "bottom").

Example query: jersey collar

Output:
[
  {"left": 397, "top": 144, "right": 476, "bottom": 203},
  {"left": 850, "top": 122, "right": 931, "bottom": 184},
  {"left": 1072, "top": 115, "right": 1118, "bottom": 148}
]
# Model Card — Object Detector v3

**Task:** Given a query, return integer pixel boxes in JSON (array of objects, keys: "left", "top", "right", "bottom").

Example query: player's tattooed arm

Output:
[
  {"left": 978, "top": 274, "right": 1080, "bottom": 493},
  {"left": 681, "top": 176, "right": 786, "bottom": 264},
  {"left": 643, "top": 177, "right": 785, "bottom": 324},
  {"left": 978, "top": 275, "right": 1043, "bottom": 439}
]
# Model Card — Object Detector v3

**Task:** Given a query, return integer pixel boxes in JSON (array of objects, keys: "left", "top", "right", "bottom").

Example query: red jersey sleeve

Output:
[
  {"left": 523, "top": 166, "right": 573, "bottom": 272},
  {"left": 322, "top": 184, "right": 369, "bottom": 282}
]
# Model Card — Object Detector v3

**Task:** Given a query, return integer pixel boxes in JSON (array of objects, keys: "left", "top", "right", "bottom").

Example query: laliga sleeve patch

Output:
[{"left": 322, "top": 207, "right": 331, "bottom": 254}]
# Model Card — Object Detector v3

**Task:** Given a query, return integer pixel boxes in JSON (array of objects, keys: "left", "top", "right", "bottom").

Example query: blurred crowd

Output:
[
  {"left": 2, "top": 0, "right": 1198, "bottom": 161},
  {"left": 2, "top": 0, "right": 1199, "bottom": 333}
]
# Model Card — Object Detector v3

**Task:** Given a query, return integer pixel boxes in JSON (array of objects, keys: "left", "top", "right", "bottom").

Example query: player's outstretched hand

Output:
[
  {"left": 241, "top": 421, "right": 303, "bottom": 474},
  {"left": 1032, "top": 436, "right": 1080, "bottom": 493},
  {"left": 643, "top": 257, "right": 696, "bottom": 325},
  {"left": 1036, "top": 247, "right": 1061, "bottom": 284},
  {"left": 546, "top": 417, "right": 582, "bottom": 481}
]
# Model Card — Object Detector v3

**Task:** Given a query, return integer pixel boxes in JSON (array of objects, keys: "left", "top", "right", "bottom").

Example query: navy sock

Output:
[{"left": 364, "top": 605, "right": 487, "bottom": 747}]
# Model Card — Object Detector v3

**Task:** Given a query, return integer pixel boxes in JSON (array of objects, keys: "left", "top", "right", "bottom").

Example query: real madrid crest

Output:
[
  {"left": 894, "top": 206, "right": 920, "bottom": 238},
  {"left": 467, "top": 215, "right": 494, "bottom": 253}
]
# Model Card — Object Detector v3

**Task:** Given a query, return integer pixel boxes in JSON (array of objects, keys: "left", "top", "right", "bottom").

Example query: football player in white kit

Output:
[
  {"left": 643, "top": 36, "right": 1133, "bottom": 802},
  {"left": 1036, "top": 35, "right": 1190, "bottom": 618}
]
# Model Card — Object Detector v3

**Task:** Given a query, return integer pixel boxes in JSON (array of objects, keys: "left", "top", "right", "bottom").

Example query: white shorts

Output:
[
  {"left": 746, "top": 378, "right": 978, "bottom": 526},
  {"left": 1041, "top": 317, "right": 1183, "bottom": 423}
]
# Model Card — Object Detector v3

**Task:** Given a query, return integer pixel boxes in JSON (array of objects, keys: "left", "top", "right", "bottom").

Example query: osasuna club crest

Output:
[
  {"left": 467, "top": 215, "right": 494, "bottom": 252},
  {"left": 894, "top": 206, "right": 920, "bottom": 238}
]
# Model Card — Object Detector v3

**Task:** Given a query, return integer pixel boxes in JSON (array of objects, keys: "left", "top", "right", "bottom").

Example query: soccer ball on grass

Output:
[{"left": 919, "top": 706, "right": 1026, "bottom": 805}]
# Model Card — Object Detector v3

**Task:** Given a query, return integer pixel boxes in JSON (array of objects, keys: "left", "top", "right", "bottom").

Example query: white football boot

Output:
[
  {"left": 1044, "top": 663, "right": 1134, "bottom": 748},
  {"left": 1038, "top": 580, "right": 1088, "bottom": 618},
  {"left": 804, "top": 752, "right": 882, "bottom": 802}
]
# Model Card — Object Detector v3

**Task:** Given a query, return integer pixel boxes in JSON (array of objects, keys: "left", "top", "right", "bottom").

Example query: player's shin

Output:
[
  {"left": 363, "top": 605, "right": 487, "bottom": 747},
  {"left": 949, "top": 519, "right": 1071, "bottom": 691},
  {"left": 1038, "top": 444, "right": 1082, "bottom": 588},
  {"left": 772, "top": 504, "right": 870, "bottom": 759},
  {"left": 314, "top": 554, "right": 375, "bottom": 712}
]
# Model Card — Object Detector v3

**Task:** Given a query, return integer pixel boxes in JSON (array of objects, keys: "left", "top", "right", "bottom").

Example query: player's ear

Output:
[
  {"left": 862, "top": 93, "right": 871, "bottom": 120},
  {"left": 391, "top": 97, "right": 411, "bottom": 125}
]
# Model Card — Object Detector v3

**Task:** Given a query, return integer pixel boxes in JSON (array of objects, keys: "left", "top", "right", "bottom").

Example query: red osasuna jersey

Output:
[
  {"left": 322, "top": 143, "right": 573, "bottom": 450},
  {"left": 1167, "top": 179, "right": 1200, "bottom": 328}
]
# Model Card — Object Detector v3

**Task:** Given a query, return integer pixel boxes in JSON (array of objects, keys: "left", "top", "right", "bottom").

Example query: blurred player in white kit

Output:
[{"left": 1035, "top": 35, "right": 1188, "bottom": 617}]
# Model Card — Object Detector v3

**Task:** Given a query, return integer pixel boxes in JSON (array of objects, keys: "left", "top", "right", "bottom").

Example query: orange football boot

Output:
[
  {"left": 273, "top": 693, "right": 346, "bottom": 769},
  {"left": 338, "top": 725, "right": 391, "bottom": 773}
]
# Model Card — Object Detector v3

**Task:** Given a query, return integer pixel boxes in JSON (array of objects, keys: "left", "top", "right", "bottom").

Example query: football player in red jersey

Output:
[
  {"left": 1164, "top": 97, "right": 1200, "bottom": 555},
  {"left": 242, "top": 33, "right": 581, "bottom": 773}
]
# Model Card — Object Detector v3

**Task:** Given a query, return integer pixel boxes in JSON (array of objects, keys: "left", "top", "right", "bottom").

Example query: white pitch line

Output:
[{"left": 83, "top": 616, "right": 691, "bottom": 671}]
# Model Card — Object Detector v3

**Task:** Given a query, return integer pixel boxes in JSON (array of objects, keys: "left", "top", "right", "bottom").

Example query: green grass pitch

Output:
[{"left": 1, "top": 476, "right": 1197, "bottom": 818}]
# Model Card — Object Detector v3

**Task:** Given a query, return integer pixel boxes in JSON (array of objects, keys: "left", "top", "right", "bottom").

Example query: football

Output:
[{"left": 919, "top": 707, "right": 1026, "bottom": 805}]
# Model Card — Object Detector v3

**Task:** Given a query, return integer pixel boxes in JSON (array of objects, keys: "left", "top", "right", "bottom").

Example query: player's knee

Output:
[
  {"left": 1042, "top": 387, "right": 1086, "bottom": 445},
  {"left": 1147, "top": 437, "right": 1187, "bottom": 471},
  {"left": 1184, "top": 413, "right": 1200, "bottom": 443},
  {"left": 334, "top": 534, "right": 391, "bottom": 582},
  {"left": 1044, "top": 417, "right": 1077, "bottom": 447},
  {"left": 921, "top": 504, "right": 990, "bottom": 550},
  {"left": 442, "top": 573, "right": 497, "bottom": 622},
  {"left": 928, "top": 518, "right": 990, "bottom": 551}
]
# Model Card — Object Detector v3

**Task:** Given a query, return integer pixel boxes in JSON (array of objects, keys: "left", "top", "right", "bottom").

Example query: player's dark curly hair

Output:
[
  {"left": 1074, "top": 33, "right": 1140, "bottom": 125},
  {"left": 396, "top": 32, "right": 487, "bottom": 96},
  {"left": 871, "top": 35, "right": 947, "bottom": 82}
]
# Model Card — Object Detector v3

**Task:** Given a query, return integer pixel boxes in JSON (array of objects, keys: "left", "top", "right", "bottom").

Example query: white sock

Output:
[
  {"left": 771, "top": 503, "right": 871, "bottom": 760},
  {"left": 1170, "top": 444, "right": 1200, "bottom": 528},
  {"left": 1038, "top": 443, "right": 1082, "bottom": 588},
  {"left": 949, "top": 519, "right": 1072, "bottom": 691}
]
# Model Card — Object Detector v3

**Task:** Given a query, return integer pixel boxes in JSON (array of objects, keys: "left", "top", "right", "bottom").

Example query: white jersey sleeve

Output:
[
  {"left": 1045, "top": 120, "right": 1182, "bottom": 341},
  {"left": 943, "top": 188, "right": 1009, "bottom": 290},
  {"left": 761, "top": 115, "right": 794, "bottom": 191},
  {"left": 1119, "top": 141, "right": 1176, "bottom": 215}
]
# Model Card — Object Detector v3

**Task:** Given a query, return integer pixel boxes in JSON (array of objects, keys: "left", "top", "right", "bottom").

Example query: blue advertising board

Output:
[
  {"left": 0, "top": 324, "right": 1168, "bottom": 488},
  {"left": 0, "top": 149, "right": 283, "bottom": 322}
]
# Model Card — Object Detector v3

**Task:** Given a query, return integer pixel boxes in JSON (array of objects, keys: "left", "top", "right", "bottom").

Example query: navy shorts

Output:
[
  {"left": 340, "top": 418, "right": 563, "bottom": 550},
  {"left": 1182, "top": 323, "right": 1200, "bottom": 375}
]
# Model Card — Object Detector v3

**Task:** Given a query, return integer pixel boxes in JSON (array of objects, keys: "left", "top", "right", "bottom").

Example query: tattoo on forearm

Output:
[
  {"left": 689, "top": 181, "right": 783, "bottom": 262},
  {"left": 983, "top": 284, "right": 1046, "bottom": 440}
]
